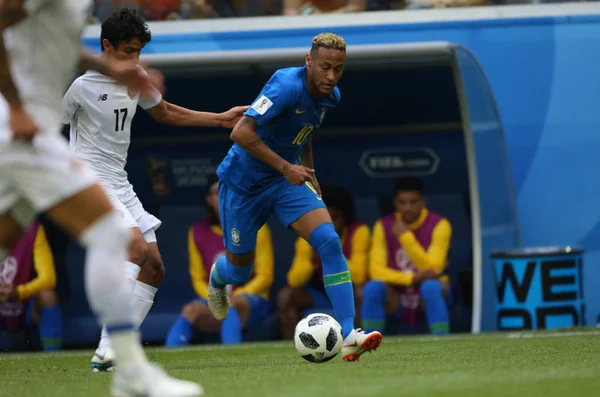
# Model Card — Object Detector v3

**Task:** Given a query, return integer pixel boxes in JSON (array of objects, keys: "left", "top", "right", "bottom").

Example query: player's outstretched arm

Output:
[
  {"left": 0, "top": 0, "right": 26, "bottom": 108},
  {"left": 145, "top": 100, "right": 248, "bottom": 129},
  {"left": 299, "top": 135, "right": 321, "bottom": 195},
  {"left": 79, "top": 50, "right": 165, "bottom": 96},
  {"left": 231, "top": 116, "right": 315, "bottom": 186}
]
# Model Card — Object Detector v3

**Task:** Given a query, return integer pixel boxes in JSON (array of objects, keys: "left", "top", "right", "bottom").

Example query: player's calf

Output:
[
  {"left": 128, "top": 229, "right": 149, "bottom": 267},
  {"left": 210, "top": 252, "right": 255, "bottom": 288},
  {"left": 307, "top": 222, "right": 356, "bottom": 339}
]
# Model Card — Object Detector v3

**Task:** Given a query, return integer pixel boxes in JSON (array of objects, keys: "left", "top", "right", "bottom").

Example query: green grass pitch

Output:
[{"left": 1, "top": 330, "right": 599, "bottom": 397}]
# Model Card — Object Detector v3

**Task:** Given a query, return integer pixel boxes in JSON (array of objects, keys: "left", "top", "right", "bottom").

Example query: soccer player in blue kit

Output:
[{"left": 209, "top": 33, "right": 382, "bottom": 361}]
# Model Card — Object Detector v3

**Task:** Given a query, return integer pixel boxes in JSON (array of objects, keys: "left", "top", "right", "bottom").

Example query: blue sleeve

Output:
[{"left": 245, "top": 71, "right": 298, "bottom": 128}]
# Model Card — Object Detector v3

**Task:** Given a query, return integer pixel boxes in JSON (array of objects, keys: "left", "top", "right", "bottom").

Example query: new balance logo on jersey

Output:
[{"left": 97, "top": 94, "right": 108, "bottom": 102}]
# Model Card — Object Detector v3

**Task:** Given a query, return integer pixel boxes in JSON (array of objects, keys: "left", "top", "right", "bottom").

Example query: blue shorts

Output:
[
  {"left": 196, "top": 293, "right": 270, "bottom": 329},
  {"left": 219, "top": 178, "right": 325, "bottom": 254}
]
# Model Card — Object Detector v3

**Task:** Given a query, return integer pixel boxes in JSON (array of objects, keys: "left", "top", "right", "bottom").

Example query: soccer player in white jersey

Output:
[
  {"left": 62, "top": 8, "right": 248, "bottom": 372},
  {"left": 0, "top": 1, "right": 202, "bottom": 396}
]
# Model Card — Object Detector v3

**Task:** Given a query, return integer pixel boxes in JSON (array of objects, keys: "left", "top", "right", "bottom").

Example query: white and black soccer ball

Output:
[{"left": 294, "top": 313, "right": 343, "bottom": 363}]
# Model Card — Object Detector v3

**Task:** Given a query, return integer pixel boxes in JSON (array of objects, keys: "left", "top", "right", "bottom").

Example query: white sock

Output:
[
  {"left": 98, "top": 261, "right": 141, "bottom": 350},
  {"left": 133, "top": 281, "right": 158, "bottom": 329},
  {"left": 81, "top": 211, "right": 145, "bottom": 366},
  {"left": 125, "top": 261, "right": 142, "bottom": 291}
]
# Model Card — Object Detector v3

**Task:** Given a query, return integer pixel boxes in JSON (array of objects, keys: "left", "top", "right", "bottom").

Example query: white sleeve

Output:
[
  {"left": 137, "top": 68, "right": 162, "bottom": 110},
  {"left": 62, "top": 79, "right": 81, "bottom": 125},
  {"left": 23, "top": 0, "right": 52, "bottom": 15}
]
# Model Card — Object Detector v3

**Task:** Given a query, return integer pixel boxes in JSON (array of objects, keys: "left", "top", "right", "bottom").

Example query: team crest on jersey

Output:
[
  {"left": 231, "top": 228, "right": 241, "bottom": 245},
  {"left": 128, "top": 87, "right": 138, "bottom": 99}
]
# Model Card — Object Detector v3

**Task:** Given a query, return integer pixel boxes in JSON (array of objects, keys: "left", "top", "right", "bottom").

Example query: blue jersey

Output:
[{"left": 217, "top": 66, "right": 341, "bottom": 194}]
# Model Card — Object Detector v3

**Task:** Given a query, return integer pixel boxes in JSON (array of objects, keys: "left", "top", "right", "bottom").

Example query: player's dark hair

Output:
[
  {"left": 321, "top": 185, "right": 355, "bottom": 226},
  {"left": 394, "top": 177, "right": 424, "bottom": 195},
  {"left": 101, "top": 8, "right": 151, "bottom": 52}
]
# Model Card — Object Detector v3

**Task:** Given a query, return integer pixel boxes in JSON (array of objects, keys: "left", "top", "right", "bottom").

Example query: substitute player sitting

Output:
[
  {"left": 0, "top": 221, "right": 62, "bottom": 352},
  {"left": 62, "top": 8, "right": 247, "bottom": 371},
  {"left": 277, "top": 186, "right": 370, "bottom": 339},
  {"left": 165, "top": 175, "right": 274, "bottom": 346},
  {"left": 361, "top": 177, "right": 452, "bottom": 335},
  {"left": 208, "top": 33, "right": 382, "bottom": 362}
]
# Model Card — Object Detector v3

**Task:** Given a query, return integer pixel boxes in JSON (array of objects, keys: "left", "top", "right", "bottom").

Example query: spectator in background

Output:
[
  {"left": 361, "top": 177, "right": 452, "bottom": 335},
  {"left": 284, "top": 0, "right": 367, "bottom": 15},
  {"left": 277, "top": 186, "right": 370, "bottom": 339},
  {"left": 0, "top": 222, "right": 62, "bottom": 352},
  {"left": 165, "top": 175, "right": 274, "bottom": 346}
]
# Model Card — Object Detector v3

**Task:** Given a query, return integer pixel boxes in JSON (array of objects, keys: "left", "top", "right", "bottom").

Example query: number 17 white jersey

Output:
[{"left": 62, "top": 70, "right": 162, "bottom": 187}]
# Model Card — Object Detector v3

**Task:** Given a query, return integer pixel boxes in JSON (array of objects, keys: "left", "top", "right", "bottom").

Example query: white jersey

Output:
[
  {"left": 0, "top": 0, "right": 92, "bottom": 142},
  {"left": 62, "top": 70, "right": 162, "bottom": 186}
]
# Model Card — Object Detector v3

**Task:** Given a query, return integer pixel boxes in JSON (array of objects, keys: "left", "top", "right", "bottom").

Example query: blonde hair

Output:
[{"left": 311, "top": 33, "right": 346, "bottom": 53}]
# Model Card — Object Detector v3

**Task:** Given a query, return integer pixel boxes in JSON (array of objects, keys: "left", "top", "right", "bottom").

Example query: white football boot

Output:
[
  {"left": 341, "top": 328, "right": 383, "bottom": 362},
  {"left": 207, "top": 264, "right": 230, "bottom": 321},
  {"left": 91, "top": 345, "right": 116, "bottom": 372},
  {"left": 111, "top": 362, "right": 204, "bottom": 397}
]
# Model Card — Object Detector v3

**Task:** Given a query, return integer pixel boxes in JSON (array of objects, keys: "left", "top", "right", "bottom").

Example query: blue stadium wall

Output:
[{"left": 81, "top": 4, "right": 600, "bottom": 333}]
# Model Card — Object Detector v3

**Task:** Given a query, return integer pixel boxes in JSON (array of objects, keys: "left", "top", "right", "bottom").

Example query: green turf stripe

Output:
[
  {"left": 362, "top": 320, "right": 385, "bottom": 330},
  {"left": 431, "top": 322, "right": 449, "bottom": 333},
  {"left": 323, "top": 271, "right": 352, "bottom": 287},
  {"left": 41, "top": 337, "right": 61, "bottom": 348}
]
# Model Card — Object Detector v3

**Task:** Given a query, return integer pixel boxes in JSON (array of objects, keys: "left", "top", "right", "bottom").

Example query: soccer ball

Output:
[{"left": 294, "top": 313, "right": 343, "bottom": 363}]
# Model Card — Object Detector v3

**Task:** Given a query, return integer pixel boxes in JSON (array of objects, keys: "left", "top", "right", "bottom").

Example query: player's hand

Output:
[
  {"left": 10, "top": 105, "right": 38, "bottom": 143},
  {"left": 109, "top": 61, "right": 165, "bottom": 97},
  {"left": 220, "top": 106, "right": 250, "bottom": 129},
  {"left": 0, "top": 283, "right": 18, "bottom": 303},
  {"left": 412, "top": 269, "right": 440, "bottom": 285},
  {"left": 143, "top": 65, "right": 166, "bottom": 95},
  {"left": 311, "top": 176, "right": 322, "bottom": 197},
  {"left": 392, "top": 218, "right": 410, "bottom": 237},
  {"left": 282, "top": 164, "right": 315, "bottom": 186}
]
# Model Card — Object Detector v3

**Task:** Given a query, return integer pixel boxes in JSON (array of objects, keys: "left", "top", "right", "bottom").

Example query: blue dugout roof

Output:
[{"left": 82, "top": 3, "right": 600, "bottom": 67}]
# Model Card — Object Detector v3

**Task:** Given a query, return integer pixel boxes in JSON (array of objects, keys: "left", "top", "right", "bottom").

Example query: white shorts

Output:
[
  {"left": 103, "top": 182, "right": 161, "bottom": 243},
  {"left": 0, "top": 134, "right": 97, "bottom": 227}
]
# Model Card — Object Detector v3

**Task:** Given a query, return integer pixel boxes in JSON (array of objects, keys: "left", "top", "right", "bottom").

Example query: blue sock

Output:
[
  {"left": 39, "top": 305, "right": 62, "bottom": 352},
  {"left": 361, "top": 280, "right": 387, "bottom": 333},
  {"left": 165, "top": 316, "right": 193, "bottom": 347},
  {"left": 221, "top": 307, "right": 243, "bottom": 344},
  {"left": 420, "top": 280, "right": 449, "bottom": 335},
  {"left": 309, "top": 223, "right": 355, "bottom": 339},
  {"left": 210, "top": 256, "right": 254, "bottom": 289}
]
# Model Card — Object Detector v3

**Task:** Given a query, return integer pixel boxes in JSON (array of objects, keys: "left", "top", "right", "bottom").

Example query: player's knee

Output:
[
  {"left": 231, "top": 294, "right": 249, "bottom": 311},
  {"left": 38, "top": 289, "right": 59, "bottom": 307},
  {"left": 182, "top": 302, "right": 206, "bottom": 323},
  {"left": 308, "top": 222, "right": 341, "bottom": 256},
  {"left": 363, "top": 280, "right": 387, "bottom": 303},
  {"left": 128, "top": 232, "right": 149, "bottom": 265},
  {"left": 277, "top": 287, "right": 295, "bottom": 310},
  {"left": 227, "top": 250, "right": 255, "bottom": 268},
  {"left": 420, "top": 279, "right": 443, "bottom": 299}
]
